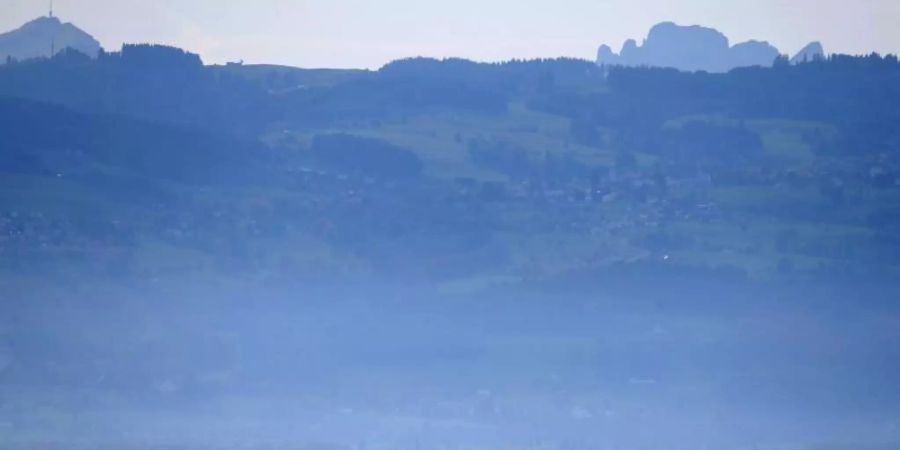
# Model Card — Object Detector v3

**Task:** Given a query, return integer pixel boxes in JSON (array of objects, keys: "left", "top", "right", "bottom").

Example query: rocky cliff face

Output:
[
  {"left": 0, "top": 16, "right": 102, "bottom": 63},
  {"left": 597, "top": 22, "right": 783, "bottom": 73}
]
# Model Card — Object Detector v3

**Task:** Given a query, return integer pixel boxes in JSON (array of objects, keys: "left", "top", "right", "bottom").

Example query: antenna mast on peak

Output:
[{"left": 49, "top": 0, "right": 54, "bottom": 18}]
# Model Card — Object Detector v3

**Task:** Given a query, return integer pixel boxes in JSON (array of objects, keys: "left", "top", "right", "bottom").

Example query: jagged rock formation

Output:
[
  {"left": 597, "top": 22, "right": 783, "bottom": 72},
  {"left": 791, "top": 41, "right": 826, "bottom": 64},
  {"left": 0, "top": 16, "right": 101, "bottom": 63}
]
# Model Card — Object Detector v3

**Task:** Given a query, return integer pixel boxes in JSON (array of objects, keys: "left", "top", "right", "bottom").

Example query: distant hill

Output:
[
  {"left": 0, "top": 43, "right": 274, "bottom": 137},
  {"left": 211, "top": 63, "right": 368, "bottom": 92},
  {"left": 597, "top": 22, "right": 817, "bottom": 72},
  {"left": 1, "top": 42, "right": 899, "bottom": 285},
  {"left": 0, "top": 16, "right": 101, "bottom": 63}
]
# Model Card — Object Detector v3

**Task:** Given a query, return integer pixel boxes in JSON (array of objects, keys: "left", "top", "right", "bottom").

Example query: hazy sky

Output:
[{"left": 2, "top": 0, "right": 899, "bottom": 68}]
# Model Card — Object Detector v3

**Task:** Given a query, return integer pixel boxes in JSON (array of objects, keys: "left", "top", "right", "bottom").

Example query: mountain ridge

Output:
[
  {"left": 0, "top": 15, "right": 101, "bottom": 63},
  {"left": 597, "top": 22, "right": 825, "bottom": 72}
]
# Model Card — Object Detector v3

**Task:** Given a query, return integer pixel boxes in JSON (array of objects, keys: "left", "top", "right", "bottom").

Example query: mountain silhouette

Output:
[
  {"left": 0, "top": 16, "right": 101, "bottom": 63},
  {"left": 597, "top": 22, "right": 783, "bottom": 72},
  {"left": 791, "top": 41, "right": 826, "bottom": 64}
]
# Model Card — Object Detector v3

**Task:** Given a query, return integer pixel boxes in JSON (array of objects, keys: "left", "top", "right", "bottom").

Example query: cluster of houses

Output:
[{"left": 3, "top": 149, "right": 896, "bottom": 279}]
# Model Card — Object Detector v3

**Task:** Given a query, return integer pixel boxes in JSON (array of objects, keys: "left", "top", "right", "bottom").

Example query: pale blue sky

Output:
[{"left": 2, "top": 0, "right": 899, "bottom": 68}]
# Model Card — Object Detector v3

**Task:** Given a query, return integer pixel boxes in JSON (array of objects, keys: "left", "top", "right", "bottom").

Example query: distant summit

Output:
[
  {"left": 791, "top": 41, "right": 826, "bottom": 64},
  {"left": 596, "top": 22, "right": 791, "bottom": 72},
  {"left": 0, "top": 16, "right": 101, "bottom": 63}
]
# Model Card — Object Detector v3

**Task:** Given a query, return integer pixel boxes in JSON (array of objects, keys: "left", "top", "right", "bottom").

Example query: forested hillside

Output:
[{"left": 2, "top": 47, "right": 899, "bottom": 290}]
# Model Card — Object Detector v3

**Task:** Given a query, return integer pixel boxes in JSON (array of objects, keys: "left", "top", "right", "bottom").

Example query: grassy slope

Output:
[
  {"left": 286, "top": 103, "right": 898, "bottom": 282},
  {"left": 3, "top": 67, "right": 899, "bottom": 287}
]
